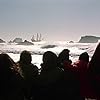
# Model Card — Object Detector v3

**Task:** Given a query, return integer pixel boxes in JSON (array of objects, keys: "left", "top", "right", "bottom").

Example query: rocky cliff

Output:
[
  {"left": 79, "top": 36, "right": 100, "bottom": 43},
  {"left": 0, "top": 39, "right": 5, "bottom": 43},
  {"left": 17, "top": 40, "right": 34, "bottom": 45},
  {"left": 13, "top": 38, "right": 22, "bottom": 43}
]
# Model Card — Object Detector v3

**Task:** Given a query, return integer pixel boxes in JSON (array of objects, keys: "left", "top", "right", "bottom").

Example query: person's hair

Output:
[
  {"left": 20, "top": 50, "right": 32, "bottom": 64},
  {"left": 42, "top": 51, "right": 58, "bottom": 70},
  {"left": 58, "top": 49, "right": 70, "bottom": 64},
  {"left": 79, "top": 52, "right": 89, "bottom": 62}
]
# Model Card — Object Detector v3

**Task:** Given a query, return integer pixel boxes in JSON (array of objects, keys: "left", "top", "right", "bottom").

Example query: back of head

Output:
[
  {"left": 58, "top": 49, "right": 70, "bottom": 64},
  {"left": 42, "top": 51, "right": 57, "bottom": 70},
  {"left": 20, "top": 50, "right": 32, "bottom": 64},
  {"left": 79, "top": 52, "right": 89, "bottom": 62},
  {"left": 88, "top": 43, "right": 100, "bottom": 74},
  {"left": 0, "top": 53, "right": 14, "bottom": 75}
]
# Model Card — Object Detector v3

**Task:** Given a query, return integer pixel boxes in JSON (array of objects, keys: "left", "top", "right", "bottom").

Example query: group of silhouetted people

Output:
[{"left": 0, "top": 43, "right": 100, "bottom": 100}]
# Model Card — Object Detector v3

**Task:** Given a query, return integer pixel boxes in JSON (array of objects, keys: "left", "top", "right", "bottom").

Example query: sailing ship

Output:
[{"left": 31, "top": 33, "right": 43, "bottom": 42}]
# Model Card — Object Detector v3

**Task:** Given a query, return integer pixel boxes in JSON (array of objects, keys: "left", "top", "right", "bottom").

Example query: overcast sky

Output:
[{"left": 0, "top": 0, "right": 100, "bottom": 42}]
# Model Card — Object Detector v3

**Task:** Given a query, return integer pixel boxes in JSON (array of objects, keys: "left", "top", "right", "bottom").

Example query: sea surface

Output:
[{"left": 0, "top": 41, "right": 98, "bottom": 68}]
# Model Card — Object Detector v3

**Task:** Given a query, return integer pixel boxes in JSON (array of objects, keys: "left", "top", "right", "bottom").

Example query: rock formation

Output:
[
  {"left": 13, "top": 38, "right": 22, "bottom": 43},
  {"left": 79, "top": 35, "right": 100, "bottom": 43},
  {"left": 17, "top": 40, "right": 34, "bottom": 45},
  {"left": 0, "top": 39, "right": 5, "bottom": 43}
]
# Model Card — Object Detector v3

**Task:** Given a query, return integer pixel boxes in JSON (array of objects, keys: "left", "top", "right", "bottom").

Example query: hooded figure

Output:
[
  {"left": 17, "top": 50, "right": 39, "bottom": 100},
  {"left": 37, "top": 51, "right": 65, "bottom": 100}
]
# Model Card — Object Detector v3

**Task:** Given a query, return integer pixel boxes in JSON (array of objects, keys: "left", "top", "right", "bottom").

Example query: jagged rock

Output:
[
  {"left": 69, "top": 41, "right": 74, "bottom": 43},
  {"left": 0, "top": 39, "right": 5, "bottom": 43},
  {"left": 13, "top": 38, "right": 22, "bottom": 43},
  {"left": 17, "top": 40, "right": 34, "bottom": 45},
  {"left": 8, "top": 40, "right": 13, "bottom": 43},
  {"left": 79, "top": 35, "right": 100, "bottom": 43},
  {"left": 41, "top": 45, "right": 57, "bottom": 49}
]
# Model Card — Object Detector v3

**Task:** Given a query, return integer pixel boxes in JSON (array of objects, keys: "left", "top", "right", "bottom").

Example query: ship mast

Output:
[
  {"left": 31, "top": 35, "right": 35, "bottom": 42},
  {"left": 31, "top": 33, "right": 42, "bottom": 42},
  {"left": 36, "top": 33, "right": 39, "bottom": 41},
  {"left": 39, "top": 33, "right": 42, "bottom": 41}
]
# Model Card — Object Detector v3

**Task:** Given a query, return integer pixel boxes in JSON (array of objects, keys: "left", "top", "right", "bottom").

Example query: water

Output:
[{"left": 0, "top": 41, "right": 98, "bottom": 68}]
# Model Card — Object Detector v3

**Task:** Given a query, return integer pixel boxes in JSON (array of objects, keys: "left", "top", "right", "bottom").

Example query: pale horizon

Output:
[{"left": 0, "top": 32, "right": 100, "bottom": 42}]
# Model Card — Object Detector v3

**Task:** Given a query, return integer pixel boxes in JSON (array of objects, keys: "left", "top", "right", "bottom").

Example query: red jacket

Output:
[{"left": 73, "top": 60, "right": 96, "bottom": 99}]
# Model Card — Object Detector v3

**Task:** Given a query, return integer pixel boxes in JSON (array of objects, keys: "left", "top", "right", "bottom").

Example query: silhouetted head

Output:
[
  {"left": 88, "top": 43, "right": 100, "bottom": 74},
  {"left": 20, "top": 50, "right": 32, "bottom": 64},
  {"left": 0, "top": 53, "right": 15, "bottom": 74},
  {"left": 79, "top": 52, "right": 89, "bottom": 62},
  {"left": 58, "top": 49, "right": 70, "bottom": 64},
  {"left": 42, "top": 51, "right": 58, "bottom": 70}
]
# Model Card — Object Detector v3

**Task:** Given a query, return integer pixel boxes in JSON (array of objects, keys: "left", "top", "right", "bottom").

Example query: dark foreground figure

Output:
[
  {"left": 17, "top": 50, "right": 39, "bottom": 100},
  {"left": 35, "top": 51, "right": 65, "bottom": 100},
  {"left": 0, "top": 53, "right": 25, "bottom": 100},
  {"left": 88, "top": 43, "right": 100, "bottom": 100}
]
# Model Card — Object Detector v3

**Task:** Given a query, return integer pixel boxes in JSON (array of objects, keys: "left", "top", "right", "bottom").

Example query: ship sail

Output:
[
  {"left": 31, "top": 35, "right": 35, "bottom": 42},
  {"left": 31, "top": 33, "right": 42, "bottom": 42}
]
